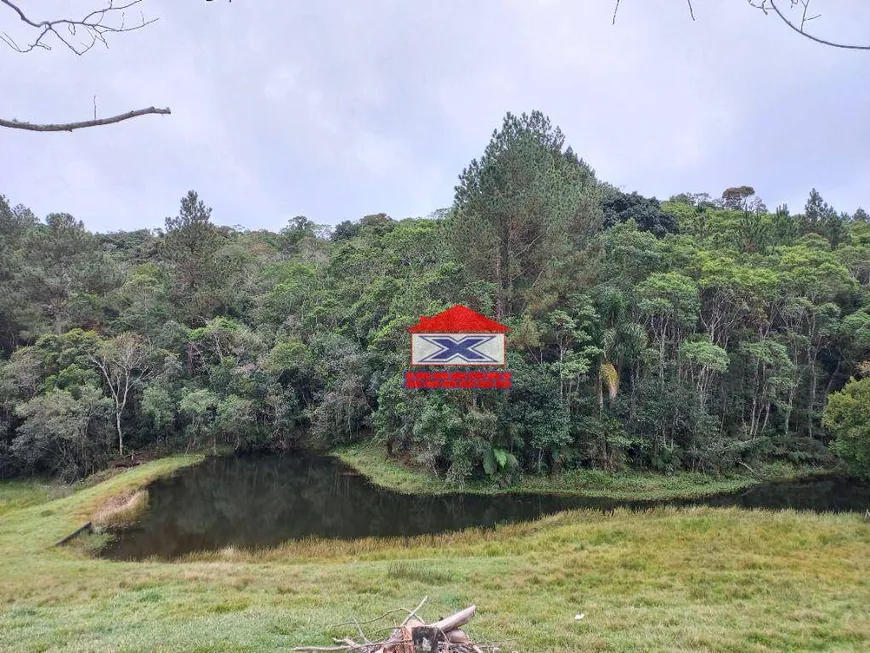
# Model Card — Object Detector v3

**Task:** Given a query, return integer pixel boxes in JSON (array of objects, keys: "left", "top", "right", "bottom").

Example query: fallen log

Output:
[
  {"left": 431, "top": 606, "right": 476, "bottom": 635},
  {"left": 54, "top": 521, "right": 93, "bottom": 547},
  {"left": 405, "top": 606, "right": 476, "bottom": 653}
]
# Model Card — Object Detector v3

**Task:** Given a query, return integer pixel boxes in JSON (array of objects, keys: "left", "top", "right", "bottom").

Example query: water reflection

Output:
[{"left": 100, "top": 453, "right": 870, "bottom": 561}]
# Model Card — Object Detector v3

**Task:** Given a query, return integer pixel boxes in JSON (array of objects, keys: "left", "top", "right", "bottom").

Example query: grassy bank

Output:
[
  {"left": 0, "top": 480, "right": 64, "bottom": 517},
  {"left": 334, "top": 443, "right": 825, "bottom": 501},
  {"left": 1, "top": 455, "right": 868, "bottom": 652}
]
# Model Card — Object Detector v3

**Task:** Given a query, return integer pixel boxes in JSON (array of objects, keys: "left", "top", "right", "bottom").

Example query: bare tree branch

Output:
[
  {"left": 0, "top": 2, "right": 195, "bottom": 131},
  {"left": 0, "top": 0, "right": 156, "bottom": 55},
  {"left": 748, "top": 0, "right": 870, "bottom": 50},
  {"left": 613, "top": 0, "right": 868, "bottom": 51},
  {"left": 796, "top": 0, "right": 821, "bottom": 32},
  {"left": 0, "top": 106, "right": 171, "bottom": 132}
]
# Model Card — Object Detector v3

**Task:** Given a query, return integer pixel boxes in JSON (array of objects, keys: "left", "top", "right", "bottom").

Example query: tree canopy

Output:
[{"left": 1, "top": 111, "right": 868, "bottom": 482}]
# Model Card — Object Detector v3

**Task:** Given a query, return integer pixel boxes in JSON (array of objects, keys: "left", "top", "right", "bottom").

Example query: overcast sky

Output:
[{"left": 2, "top": 0, "right": 869, "bottom": 233}]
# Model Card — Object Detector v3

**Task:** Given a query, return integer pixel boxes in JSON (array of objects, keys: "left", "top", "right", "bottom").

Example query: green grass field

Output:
[
  {"left": 335, "top": 443, "right": 826, "bottom": 500},
  {"left": 1, "top": 456, "right": 868, "bottom": 652}
]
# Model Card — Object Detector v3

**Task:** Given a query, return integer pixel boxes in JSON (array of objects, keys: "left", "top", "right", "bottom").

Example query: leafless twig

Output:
[
  {"left": 613, "top": 0, "right": 694, "bottom": 24},
  {"left": 797, "top": 0, "right": 821, "bottom": 32},
  {"left": 400, "top": 596, "right": 428, "bottom": 627},
  {"left": 351, "top": 620, "right": 370, "bottom": 646},
  {"left": 0, "top": 0, "right": 156, "bottom": 55},
  {"left": 329, "top": 609, "right": 409, "bottom": 630}
]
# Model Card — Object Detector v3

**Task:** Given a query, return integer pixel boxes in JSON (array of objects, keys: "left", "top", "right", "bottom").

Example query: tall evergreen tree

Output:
[
  {"left": 450, "top": 111, "right": 600, "bottom": 318},
  {"left": 161, "top": 191, "right": 225, "bottom": 323}
]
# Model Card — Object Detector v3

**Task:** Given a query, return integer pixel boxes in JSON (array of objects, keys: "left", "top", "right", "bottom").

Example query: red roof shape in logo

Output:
[{"left": 408, "top": 305, "right": 510, "bottom": 334}]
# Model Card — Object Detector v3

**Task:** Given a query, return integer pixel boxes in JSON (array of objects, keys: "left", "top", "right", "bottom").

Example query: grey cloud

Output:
[{"left": 1, "top": 0, "right": 868, "bottom": 233}]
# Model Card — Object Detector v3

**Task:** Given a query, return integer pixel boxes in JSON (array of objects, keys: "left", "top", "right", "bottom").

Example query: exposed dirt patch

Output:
[{"left": 92, "top": 489, "right": 149, "bottom": 528}]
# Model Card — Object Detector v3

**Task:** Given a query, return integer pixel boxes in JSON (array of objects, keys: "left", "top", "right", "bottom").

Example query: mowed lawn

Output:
[{"left": 1, "top": 458, "right": 869, "bottom": 652}]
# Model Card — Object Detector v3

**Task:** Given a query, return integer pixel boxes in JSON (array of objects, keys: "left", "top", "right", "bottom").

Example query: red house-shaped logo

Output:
[
  {"left": 408, "top": 305, "right": 510, "bottom": 336},
  {"left": 409, "top": 305, "right": 510, "bottom": 366},
  {"left": 405, "top": 305, "right": 512, "bottom": 389}
]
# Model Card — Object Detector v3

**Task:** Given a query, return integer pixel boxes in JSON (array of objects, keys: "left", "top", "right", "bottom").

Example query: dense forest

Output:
[{"left": 1, "top": 111, "right": 869, "bottom": 482}]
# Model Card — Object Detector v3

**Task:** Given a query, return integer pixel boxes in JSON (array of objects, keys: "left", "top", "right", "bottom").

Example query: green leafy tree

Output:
[
  {"left": 331, "top": 219, "right": 361, "bottom": 241},
  {"left": 679, "top": 339, "right": 729, "bottom": 408},
  {"left": 87, "top": 333, "right": 156, "bottom": 456},
  {"left": 17, "top": 213, "right": 119, "bottom": 337},
  {"left": 141, "top": 382, "right": 176, "bottom": 436},
  {"left": 0, "top": 196, "right": 38, "bottom": 353},
  {"left": 13, "top": 384, "right": 111, "bottom": 479},
  {"left": 601, "top": 186, "right": 677, "bottom": 237},
  {"left": 178, "top": 388, "right": 219, "bottom": 453},
  {"left": 112, "top": 264, "right": 172, "bottom": 336},
  {"left": 823, "top": 377, "right": 870, "bottom": 478},
  {"left": 215, "top": 395, "right": 254, "bottom": 449},
  {"left": 721, "top": 186, "right": 764, "bottom": 212}
]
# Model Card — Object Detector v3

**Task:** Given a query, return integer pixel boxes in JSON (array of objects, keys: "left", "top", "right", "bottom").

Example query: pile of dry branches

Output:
[{"left": 293, "top": 598, "right": 510, "bottom": 653}]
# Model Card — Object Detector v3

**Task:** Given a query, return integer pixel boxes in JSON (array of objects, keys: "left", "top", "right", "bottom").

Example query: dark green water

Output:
[{"left": 100, "top": 453, "right": 870, "bottom": 561}]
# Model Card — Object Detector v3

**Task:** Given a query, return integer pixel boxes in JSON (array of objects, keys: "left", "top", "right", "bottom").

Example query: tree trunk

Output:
[
  {"left": 808, "top": 353, "right": 818, "bottom": 438},
  {"left": 494, "top": 241, "right": 505, "bottom": 320},
  {"left": 597, "top": 364, "right": 604, "bottom": 419},
  {"left": 823, "top": 356, "right": 843, "bottom": 398},
  {"left": 784, "top": 377, "right": 795, "bottom": 436},
  {"left": 116, "top": 411, "right": 124, "bottom": 457}
]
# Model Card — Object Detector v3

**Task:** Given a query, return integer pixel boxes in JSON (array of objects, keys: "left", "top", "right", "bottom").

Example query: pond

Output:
[{"left": 100, "top": 453, "right": 870, "bottom": 561}]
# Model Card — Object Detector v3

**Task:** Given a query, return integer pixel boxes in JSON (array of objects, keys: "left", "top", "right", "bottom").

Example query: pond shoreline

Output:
[
  {"left": 95, "top": 451, "right": 866, "bottom": 561},
  {"left": 13, "top": 441, "right": 837, "bottom": 511},
  {"left": 3, "top": 455, "right": 869, "bottom": 651},
  {"left": 334, "top": 442, "right": 840, "bottom": 501}
]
